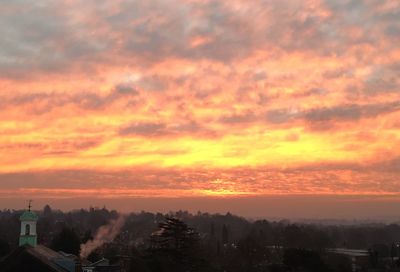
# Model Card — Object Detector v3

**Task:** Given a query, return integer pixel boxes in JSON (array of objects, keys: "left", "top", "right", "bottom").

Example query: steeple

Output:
[{"left": 19, "top": 200, "right": 38, "bottom": 247}]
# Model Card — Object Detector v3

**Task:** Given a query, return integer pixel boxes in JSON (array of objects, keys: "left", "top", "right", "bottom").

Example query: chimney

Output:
[
  {"left": 75, "top": 257, "right": 83, "bottom": 272},
  {"left": 122, "top": 255, "right": 131, "bottom": 272}
]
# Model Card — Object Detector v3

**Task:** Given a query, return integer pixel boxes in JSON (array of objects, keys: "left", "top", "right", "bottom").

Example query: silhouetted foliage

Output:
[
  {"left": 323, "top": 253, "right": 352, "bottom": 272},
  {"left": 0, "top": 238, "right": 10, "bottom": 257},
  {"left": 283, "top": 248, "right": 329, "bottom": 272},
  {"left": 50, "top": 227, "right": 81, "bottom": 255},
  {"left": 147, "top": 217, "right": 202, "bottom": 272},
  {"left": 222, "top": 224, "right": 229, "bottom": 244},
  {"left": 150, "top": 217, "right": 199, "bottom": 251}
]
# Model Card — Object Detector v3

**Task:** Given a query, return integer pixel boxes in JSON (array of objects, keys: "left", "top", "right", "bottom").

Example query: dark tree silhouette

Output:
[
  {"left": 0, "top": 238, "right": 10, "bottom": 257},
  {"left": 43, "top": 204, "right": 52, "bottom": 217},
  {"left": 222, "top": 224, "right": 229, "bottom": 244},
  {"left": 51, "top": 227, "right": 81, "bottom": 255},
  {"left": 82, "top": 229, "right": 93, "bottom": 244},
  {"left": 148, "top": 217, "right": 201, "bottom": 272},
  {"left": 283, "top": 248, "right": 329, "bottom": 272},
  {"left": 150, "top": 217, "right": 199, "bottom": 252}
]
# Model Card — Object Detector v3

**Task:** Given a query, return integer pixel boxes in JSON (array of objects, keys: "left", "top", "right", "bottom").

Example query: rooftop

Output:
[{"left": 20, "top": 210, "right": 39, "bottom": 221}]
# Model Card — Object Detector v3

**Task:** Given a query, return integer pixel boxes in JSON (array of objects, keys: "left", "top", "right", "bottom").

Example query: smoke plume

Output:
[{"left": 80, "top": 216, "right": 125, "bottom": 259}]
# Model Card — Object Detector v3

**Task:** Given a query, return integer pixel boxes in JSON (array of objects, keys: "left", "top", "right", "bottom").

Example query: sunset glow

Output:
[{"left": 0, "top": 0, "right": 399, "bottom": 215}]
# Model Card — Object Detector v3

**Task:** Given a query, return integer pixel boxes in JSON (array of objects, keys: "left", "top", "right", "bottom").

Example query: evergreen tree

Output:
[
  {"left": 151, "top": 217, "right": 199, "bottom": 252},
  {"left": 148, "top": 217, "right": 201, "bottom": 272}
]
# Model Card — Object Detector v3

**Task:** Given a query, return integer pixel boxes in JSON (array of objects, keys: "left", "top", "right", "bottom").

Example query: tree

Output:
[
  {"left": 150, "top": 217, "right": 199, "bottom": 252},
  {"left": 43, "top": 205, "right": 52, "bottom": 217},
  {"left": 148, "top": 217, "right": 201, "bottom": 272},
  {"left": 82, "top": 229, "right": 93, "bottom": 244},
  {"left": 51, "top": 227, "right": 81, "bottom": 255},
  {"left": 210, "top": 222, "right": 215, "bottom": 239},
  {"left": 0, "top": 238, "right": 10, "bottom": 257},
  {"left": 222, "top": 224, "right": 229, "bottom": 245},
  {"left": 283, "top": 248, "right": 329, "bottom": 272}
]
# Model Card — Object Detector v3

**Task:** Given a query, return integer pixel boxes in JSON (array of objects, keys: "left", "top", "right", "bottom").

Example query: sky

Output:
[{"left": 0, "top": 0, "right": 399, "bottom": 218}]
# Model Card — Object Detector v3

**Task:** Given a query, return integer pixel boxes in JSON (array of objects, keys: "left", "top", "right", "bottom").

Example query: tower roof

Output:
[{"left": 20, "top": 210, "right": 39, "bottom": 221}]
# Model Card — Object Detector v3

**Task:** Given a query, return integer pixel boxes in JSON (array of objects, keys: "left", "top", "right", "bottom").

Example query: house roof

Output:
[{"left": 0, "top": 245, "right": 77, "bottom": 272}]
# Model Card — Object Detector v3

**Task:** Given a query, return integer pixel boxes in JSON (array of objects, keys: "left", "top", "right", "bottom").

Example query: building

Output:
[
  {"left": 0, "top": 203, "right": 124, "bottom": 272},
  {"left": 0, "top": 202, "right": 79, "bottom": 272},
  {"left": 19, "top": 201, "right": 39, "bottom": 247},
  {"left": 0, "top": 244, "right": 79, "bottom": 272}
]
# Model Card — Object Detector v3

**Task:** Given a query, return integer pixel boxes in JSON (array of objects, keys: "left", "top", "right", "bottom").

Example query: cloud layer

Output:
[{"left": 0, "top": 0, "right": 399, "bottom": 206}]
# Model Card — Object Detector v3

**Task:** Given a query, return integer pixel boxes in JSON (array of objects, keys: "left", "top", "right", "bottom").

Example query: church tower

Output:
[{"left": 19, "top": 200, "right": 38, "bottom": 247}]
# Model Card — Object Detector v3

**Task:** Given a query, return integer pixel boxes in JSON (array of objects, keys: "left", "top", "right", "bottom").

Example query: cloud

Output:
[
  {"left": 219, "top": 111, "right": 256, "bottom": 124},
  {"left": 136, "top": 75, "right": 169, "bottom": 92},
  {"left": 215, "top": 101, "right": 400, "bottom": 127},
  {"left": 114, "top": 83, "right": 138, "bottom": 95},
  {"left": 0, "top": 0, "right": 399, "bottom": 205},
  {"left": 0, "top": 83, "right": 140, "bottom": 114},
  {"left": 0, "top": 0, "right": 108, "bottom": 79},
  {"left": 118, "top": 120, "right": 214, "bottom": 138},
  {"left": 261, "top": 102, "right": 400, "bottom": 126},
  {"left": 0, "top": 138, "right": 103, "bottom": 156},
  {"left": 1, "top": 162, "right": 400, "bottom": 198},
  {"left": 2, "top": 0, "right": 398, "bottom": 79},
  {"left": 119, "top": 122, "right": 167, "bottom": 136},
  {"left": 304, "top": 102, "right": 400, "bottom": 122},
  {"left": 266, "top": 109, "right": 298, "bottom": 124},
  {"left": 361, "top": 66, "right": 399, "bottom": 95}
]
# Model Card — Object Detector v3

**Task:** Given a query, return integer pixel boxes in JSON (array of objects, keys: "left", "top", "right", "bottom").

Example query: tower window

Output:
[{"left": 25, "top": 224, "right": 30, "bottom": 235}]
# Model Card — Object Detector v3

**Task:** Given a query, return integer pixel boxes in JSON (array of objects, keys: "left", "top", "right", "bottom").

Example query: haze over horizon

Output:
[{"left": 0, "top": 0, "right": 399, "bottom": 218}]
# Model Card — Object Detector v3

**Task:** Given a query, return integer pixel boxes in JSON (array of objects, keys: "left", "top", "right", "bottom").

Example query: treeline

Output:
[{"left": 1, "top": 206, "right": 400, "bottom": 271}]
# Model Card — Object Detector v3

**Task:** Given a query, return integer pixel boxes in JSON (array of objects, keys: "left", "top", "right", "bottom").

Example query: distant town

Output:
[{"left": 1, "top": 204, "right": 400, "bottom": 272}]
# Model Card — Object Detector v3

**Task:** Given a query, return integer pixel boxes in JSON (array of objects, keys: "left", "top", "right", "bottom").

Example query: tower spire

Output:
[{"left": 19, "top": 200, "right": 38, "bottom": 247}]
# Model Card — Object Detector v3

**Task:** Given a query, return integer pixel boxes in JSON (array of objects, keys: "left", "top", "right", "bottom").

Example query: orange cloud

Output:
[{"left": 0, "top": 0, "right": 399, "bottom": 214}]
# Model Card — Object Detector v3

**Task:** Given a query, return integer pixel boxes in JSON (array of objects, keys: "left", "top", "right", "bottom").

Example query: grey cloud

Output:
[
  {"left": 292, "top": 88, "right": 328, "bottom": 98},
  {"left": 292, "top": 155, "right": 400, "bottom": 174},
  {"left": 136, "top": 75, "right": 169, "bottom": 92},
  {"left": 0, "top": 83, "right": 140, "bottom": 114},
  {"left": 0, "top": 1, "right": 108, "bottom": 78},
  {"left": 218, "top": 101, "right": 399, "bottom": 127},
  {"left": 305, "top": 88, "right": 327, "bottom": 96},
  {"left": 119, "top": 122, "right": 167, "bottom": 136},
  {"left": 118, "top": 121, "right": 217, "bottom": 138},
  {"left": 0, "top": 138, "right": 102, "bottom": 156},
  {"left": 304, "top": 102, "right": 400, "bottom": 122},
  {"left": 304, "top": 105, "right": 362, "bottom": 122},
  {"left": 219, "top": 111, "right": 256, "bottom": 124},
  {"left": 115, "top": 83, "right": 138, "bottom": 95},
  {"left": 385, "top": 25, "right": 400, "bottom": 40},
  {"left": 116, "top": 0, "right": 258, "bottom": 62},
  {"left": 252, "top": 71, "right": 268, "bottom": 81},
  {"left": 1, "top": 0, "right": 399, "bottom": 79},
  {"left": 376, "top": 156, "right": 400, "bottom": 173},
  {"left": 362, "top": 66, "right": 399, "bottom": 95},
  {"left": 266, "top": 109, "right": 298, "bottom": 124},
  {"left": 0, "top": 0, "right": 399, "bottom": 80},
  {"left": 323, "top": 68, "right": 353, "bottom": 79},
  {"left": 262, "top": 102, "right": 400, "bottom": 126}
]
